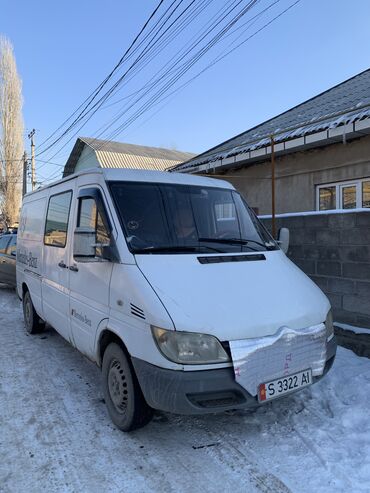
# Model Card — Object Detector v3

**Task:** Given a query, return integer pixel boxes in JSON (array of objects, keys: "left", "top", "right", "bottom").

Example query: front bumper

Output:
[{"left": 132, "top": 336, "right": 337, "bottom": 415}]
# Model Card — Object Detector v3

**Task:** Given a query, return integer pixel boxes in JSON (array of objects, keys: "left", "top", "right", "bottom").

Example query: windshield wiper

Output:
[
  {"left": 133, "top": 245, "right": 223, "bottom": 254},
  {"left": 198, "top": 237, "right": 275, "bottom": 250}
]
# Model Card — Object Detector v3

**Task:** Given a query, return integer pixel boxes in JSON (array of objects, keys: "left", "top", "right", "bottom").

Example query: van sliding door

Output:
[{"left": 42, "top": 187, "right": 74, "bottom": 342}]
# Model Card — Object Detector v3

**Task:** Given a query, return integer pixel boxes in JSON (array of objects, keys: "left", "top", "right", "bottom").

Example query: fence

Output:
[{"left": 260, "top": 209, "right": 370, "bottom": 331}]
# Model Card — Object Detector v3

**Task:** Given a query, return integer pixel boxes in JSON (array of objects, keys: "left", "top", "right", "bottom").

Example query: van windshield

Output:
[{"left": 110, "top": 182, "right": 276, "bottom": 254}]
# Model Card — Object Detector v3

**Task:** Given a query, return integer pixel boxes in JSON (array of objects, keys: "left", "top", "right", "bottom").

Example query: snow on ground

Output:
[{"left": 0, "top": 284, "right": 370, "bottom": 493}]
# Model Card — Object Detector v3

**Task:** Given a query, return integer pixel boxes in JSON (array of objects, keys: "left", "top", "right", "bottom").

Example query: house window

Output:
[
  {"left": 319, "top": 186, "right": 336, "bottom": 211},
  {"left": 341, "top": 185, "right": 356, "bottom": 209},
  {"left": 317, "top": 179, "right": 370, "bottom": 210},
  {"left": 215, "top": 202, "right": 236, "bottom": 220},
  {"left": 363, "top": 181, "right": 370, "bottom": 208}
]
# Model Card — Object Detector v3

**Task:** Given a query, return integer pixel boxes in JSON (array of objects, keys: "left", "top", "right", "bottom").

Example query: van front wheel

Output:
[
  {"left": 102, "top": 343, "right": 153, "bottom": 431},
  {"left": 23, "top": 290, "right": 43, "bottom": 334}
]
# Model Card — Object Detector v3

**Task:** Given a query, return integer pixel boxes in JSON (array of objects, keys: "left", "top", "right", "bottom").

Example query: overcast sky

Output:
[{"left": 2, "top": 0, "right": 370, "bottom": 182}]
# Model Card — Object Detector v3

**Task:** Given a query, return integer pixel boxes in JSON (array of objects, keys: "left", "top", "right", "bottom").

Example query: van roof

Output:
[
  {"left": 25, "top": 167, "right": 234, "bottom": 197},
  {"left": 102, "top": 168, "right": 234, "bottom": 188}
]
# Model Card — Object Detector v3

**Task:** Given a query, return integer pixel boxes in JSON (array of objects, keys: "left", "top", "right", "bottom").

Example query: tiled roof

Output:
[
  {"left": 173, "top": 68, "right": 370, "bottom": 172},
  {"left": 63, "top": 137, "right": 195, "bottom": 176}
]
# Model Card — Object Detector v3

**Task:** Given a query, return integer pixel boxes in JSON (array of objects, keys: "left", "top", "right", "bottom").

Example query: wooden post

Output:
[{"left": 270, "top": 135, "right": 276, "bottom": 238}]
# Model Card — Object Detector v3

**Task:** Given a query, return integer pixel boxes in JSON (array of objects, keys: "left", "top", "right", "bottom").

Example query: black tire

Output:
[
  {"left": 23, "top": 290, "right": 43, "bottom": 334},
  {"left": 102, "top": 342, "right": 153, "bottom": 432}
]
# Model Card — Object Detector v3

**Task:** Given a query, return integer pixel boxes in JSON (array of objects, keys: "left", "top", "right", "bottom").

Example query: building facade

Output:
[
  {"left": 172, "top": 69, "right": 370, "bottom": 215},
  {"left": 224, "top": 135, "right": 370, "bottom": 215}
]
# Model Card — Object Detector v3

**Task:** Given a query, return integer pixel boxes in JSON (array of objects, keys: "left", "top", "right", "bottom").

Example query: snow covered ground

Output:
[{"left": 1, "top": 284, "right": 370, "bottom": 493}]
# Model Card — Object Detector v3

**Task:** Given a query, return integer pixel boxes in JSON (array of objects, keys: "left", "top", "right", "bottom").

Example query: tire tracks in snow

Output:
[
  {"left": 187, "top": 414, "right": 292, "bottom": 493},
  {"left": 275, "top": 390, "right": 354, "bottom": 491},
  {"left": 1, "top": 287, "right": 369, "bottom": 492}
]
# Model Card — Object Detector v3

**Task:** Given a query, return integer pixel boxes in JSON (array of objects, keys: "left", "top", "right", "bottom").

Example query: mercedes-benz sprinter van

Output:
[{"left": 17, "top": 168, "right": 336, "bottom": 431}]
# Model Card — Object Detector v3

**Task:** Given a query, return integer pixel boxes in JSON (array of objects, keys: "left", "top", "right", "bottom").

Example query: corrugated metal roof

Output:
[
  {"left": 96, "top": 150, "right": 187, "bottom": 172},
  {"left": 173, "top": 68, "right": 370, "bottom": 172},
  {"left": 82, "top": 137, "right": 195, "bottom": 162},
  {"left": 63, "top": 137, "right": 195, "bottom": 176}
]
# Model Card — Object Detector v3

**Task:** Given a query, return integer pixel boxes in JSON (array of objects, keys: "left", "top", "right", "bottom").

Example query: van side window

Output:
[
  {"left": 79, "top": 198, "right": 97, "bottom": 229},
  {"left": 44, "top": 191, "right": 72, "bottom": 247},
  {"left": 19, "top": 198, "right": 47, "bottom": 241},
  {"left": 75, "top": 197, "right": 110, "bottom": 258}
]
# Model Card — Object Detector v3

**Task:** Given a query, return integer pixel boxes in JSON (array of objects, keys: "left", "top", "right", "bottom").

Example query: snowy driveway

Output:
[{"left": 0, "top": 285, "right": 369, "bottom": 493}]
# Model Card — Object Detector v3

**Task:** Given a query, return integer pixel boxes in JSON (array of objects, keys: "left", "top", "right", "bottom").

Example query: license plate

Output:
[{"left": 258, "top": 369, "right": 312, "bottom": 402}]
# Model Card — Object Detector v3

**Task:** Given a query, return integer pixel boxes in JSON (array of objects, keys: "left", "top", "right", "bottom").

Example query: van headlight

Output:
[
  {"left": 325, "top": 309, "right": 334, "bottom": 340},
  {"left": 151, "top": 326, "right": 230, "bottom": 364}
]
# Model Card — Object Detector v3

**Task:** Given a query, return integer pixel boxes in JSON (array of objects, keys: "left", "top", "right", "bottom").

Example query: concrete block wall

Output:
[{"left": 261, "top": 211, "right": 370, "bottom": 329}]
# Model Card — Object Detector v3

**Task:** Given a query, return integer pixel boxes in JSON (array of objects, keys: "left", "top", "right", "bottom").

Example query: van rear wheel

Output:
[
  {"left": 102, "top": 343, "right": 153, "bottom": 432},
  {"left": 23, "top": 290, "right": 43, "bottom": 334}
]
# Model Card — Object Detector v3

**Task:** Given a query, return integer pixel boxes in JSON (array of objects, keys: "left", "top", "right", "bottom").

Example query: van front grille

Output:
[{"left": 187, "top": 391, "right": 245, "bottom": 408}]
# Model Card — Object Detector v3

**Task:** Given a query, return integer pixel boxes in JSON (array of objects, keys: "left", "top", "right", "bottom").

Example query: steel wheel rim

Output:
[{"left": 108, "top": 359, "right": 128, "bottom": 413}]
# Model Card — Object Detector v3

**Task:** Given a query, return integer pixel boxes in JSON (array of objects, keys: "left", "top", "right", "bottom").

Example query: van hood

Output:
[{"left": 135, "top": 251, "right": 330, "bottom": 342}]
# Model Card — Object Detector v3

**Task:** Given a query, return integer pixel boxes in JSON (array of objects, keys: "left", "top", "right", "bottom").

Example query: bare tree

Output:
[{"left": 0, "top": 35, "right": 24, "bottom": 228}]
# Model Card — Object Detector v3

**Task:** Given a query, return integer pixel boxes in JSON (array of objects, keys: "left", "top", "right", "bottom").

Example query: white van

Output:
[{"left": 17, "top": 168, "right": 336, "bottom": 431}]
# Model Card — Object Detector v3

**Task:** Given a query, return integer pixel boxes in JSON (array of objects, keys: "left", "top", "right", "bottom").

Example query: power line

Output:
[
  {"left": 102, "top": 0, "right": 216, "bottom": 110},
  {"left": 82, "top": 0, "right": 261, "bottom": 149},
  {"left": 114, "top": 1, "right": 281, "bottom": 136},
  {"left": 143, "top": 0, "right": 300, "bottom": 127},
  {"left": 101, "top": 0, "right": 235, "bottom": 111},
  {"left": 39, "top": 0, "right": 198, "bottom": 160},
  {"left": 47, "top": 0, "right": 256, "bottom": 164},
  {"left": 41, "top": 1, "right": 252, "bottom": 163},
  {"left": 93, "top": 0, "right": 299, "bottom": 147},
  {"left": 37, "top": 0, "right": 167, "bottom": 155},
  {"left": 37, "top": 0, "right": 304, "bottom": 182}
]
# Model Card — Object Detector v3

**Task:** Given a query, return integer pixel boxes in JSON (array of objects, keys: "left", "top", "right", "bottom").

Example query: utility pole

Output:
[
  {"left": 28, "top": 129, "right": 36, "bottom": 190},
  {"left": 22, "top": 151, "right": 28, "bottom": 197}
]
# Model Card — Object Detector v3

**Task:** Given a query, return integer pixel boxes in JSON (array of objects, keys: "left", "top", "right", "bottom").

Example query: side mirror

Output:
[
  {"left": 73, "top": 227, "right": 120, "bottom": 262},
  {"left": 11, "top": 250, "right": 16, "bottom": 257},
  {"left": 277, "top": 227, "right": 290, "bottom": 254}
]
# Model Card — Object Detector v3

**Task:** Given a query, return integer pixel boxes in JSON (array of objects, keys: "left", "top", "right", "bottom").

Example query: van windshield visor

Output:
[{"left": 109, "top": 182, "right": 276, "bottom": 254}]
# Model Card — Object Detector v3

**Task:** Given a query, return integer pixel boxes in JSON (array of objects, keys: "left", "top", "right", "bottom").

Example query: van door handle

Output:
[
  {"left": 69, "top": 265, "right": 79, "bottom": 272},
  {"left": 58, "top": 261, "right": 67, "bottom": 269}
]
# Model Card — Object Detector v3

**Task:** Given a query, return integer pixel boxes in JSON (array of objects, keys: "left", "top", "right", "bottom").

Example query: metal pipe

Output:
[{"left": 271, "top": 135, "right": 276, "bottom": 238}]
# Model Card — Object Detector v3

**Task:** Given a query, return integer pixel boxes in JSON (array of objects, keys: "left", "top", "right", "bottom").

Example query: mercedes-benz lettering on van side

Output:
[{"left": 17, "top": 168, "right": 336, "bottom": 431}]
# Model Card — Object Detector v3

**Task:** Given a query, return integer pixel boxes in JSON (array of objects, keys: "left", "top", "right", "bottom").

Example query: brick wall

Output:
[{"left": 261, "top": 210, "right": 370, "bottom": 330}]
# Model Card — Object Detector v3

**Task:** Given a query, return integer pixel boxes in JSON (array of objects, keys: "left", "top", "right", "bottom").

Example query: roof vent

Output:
[{"left": 130, "top": 303, "right": 145, "bottom": 320}]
